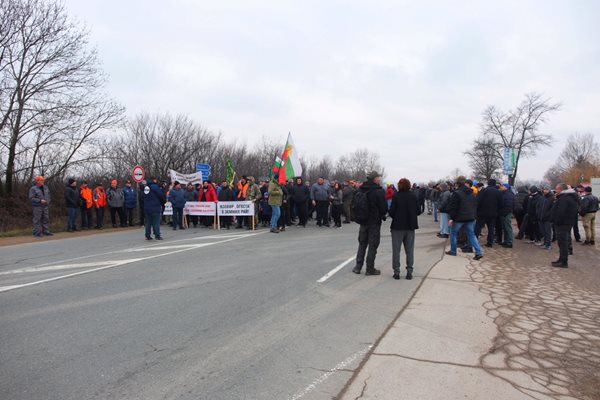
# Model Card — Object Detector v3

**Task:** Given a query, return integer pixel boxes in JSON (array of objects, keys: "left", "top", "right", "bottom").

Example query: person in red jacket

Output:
[
  {"left": 198, "top": 180, "right": 217, "bottom": 227},
  {"left": 385, "top": 183, "right": 395, "bottom": 210}
]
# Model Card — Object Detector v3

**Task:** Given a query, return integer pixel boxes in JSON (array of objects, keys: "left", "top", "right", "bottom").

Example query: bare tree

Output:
[
  {"left": 465, "top": 135, "right": 502, "bottom": 182},
  {"left": 481, "top": 92, "right": 560, "bottom": 185},
  {"left": 0, "top": 0, "right": 123, "bottom": 195},
  {"left": 557, "top": 133, "right": 599, "bottom": 170}
]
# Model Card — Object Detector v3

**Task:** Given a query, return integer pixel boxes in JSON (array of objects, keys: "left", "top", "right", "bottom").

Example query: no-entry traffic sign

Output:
[{"left": 132, "top": 165, "right": 145, "bottom": 183}]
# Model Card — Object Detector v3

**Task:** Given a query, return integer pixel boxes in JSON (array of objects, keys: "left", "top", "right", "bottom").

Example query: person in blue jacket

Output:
[
  {"left": 123, "top": 180, "right": 137, "bottom": 227},
  {"left": 168, "top": 181, "right": 187, "bottom": 230},
  {"left": 144, "top": 177, "right": 166, "bottom": 240}
]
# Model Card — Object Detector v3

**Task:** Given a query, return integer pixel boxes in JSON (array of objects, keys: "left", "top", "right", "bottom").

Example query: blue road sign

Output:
[{"left": 196, "top": 163, "right": 211, "bottom": 172}]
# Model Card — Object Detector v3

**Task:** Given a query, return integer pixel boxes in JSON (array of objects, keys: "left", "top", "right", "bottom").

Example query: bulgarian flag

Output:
[{"left": 277, "top": 133, "right": 302, "bottom": 184}]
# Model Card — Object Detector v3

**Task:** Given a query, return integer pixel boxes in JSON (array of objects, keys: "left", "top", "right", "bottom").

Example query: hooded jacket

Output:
[
  {"left": 143, "top": 181, "right": 166, "bottom": 214},
  {"left": 552, "top": 189, "right": 579, "bottom": 226},
  {"left": 526, "top": 191, "right": 541, "bottom": 220},
  {"left": 513, "top": 187, "right": 528, "bottom": 214},
  {"left": 198, "top": 184, "right": 218, "bottom": 202},
  {"left": 268, "top": 179, "right": 284, "bottom": 206}
]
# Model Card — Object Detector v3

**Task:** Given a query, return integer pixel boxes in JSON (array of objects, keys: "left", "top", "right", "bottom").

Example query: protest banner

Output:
[
  {"left": 184, "top": 201, "right": 217, "bottom": 229},
  {"left": 168, "top": 169, "right": 203, "bottom": 185},
  {"left": 217, "top": 201, "right": 256, "bottom": 230}
]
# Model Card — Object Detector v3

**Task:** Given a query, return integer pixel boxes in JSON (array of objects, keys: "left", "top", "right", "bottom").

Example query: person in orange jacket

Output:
[
  {"left": 79, "top": 181, "right": 94, "bottom": 229},
  {"left": 93, "top": 182, "right": 107, "bottom": 229}
]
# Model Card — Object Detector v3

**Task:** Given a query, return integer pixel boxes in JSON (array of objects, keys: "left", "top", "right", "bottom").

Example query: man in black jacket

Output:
[
  {"left": 64, "top": 178, "right": 79, "bottom": 232},
  {"left": 537, "top": 187, "right": 555, "bottom": 249},
  {"left": 445, "top": 177, "right": 483, "bottom": 260},
  {"left": 579, "top": 186, "right": 598, "bottom": 245},
  {"left": 475, "top": 179, "right": 503, "bottom": 248},
  {"left": 352, "top": 171, "right": 388, "bottom": 276},
  {"left": 551, "top": 183, "right": 579, "bottom": 267},
  {"left": 290, "top": 177, "right": 310, "bottom": 227},
  {"left": 525, "top": 187, "right": 542, "bottom": 243},
  {"left": 389, "top": 178, "right": 421, "bottom": 280}
]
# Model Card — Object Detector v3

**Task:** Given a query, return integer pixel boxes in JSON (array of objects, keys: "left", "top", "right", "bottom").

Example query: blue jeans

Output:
[
  {"left": 387, "top": 199, "right": 392, "bottom": 209},
  {"left": 450, "top": 220, "right": 482, "bottom": 256},
  {"left": 440, "top": 213, "right": 450, "bottom": 235},
  {"left": 145, "top": 212, "right": 161, "bottom": 238},
  {"left": 67, "top": 207, "right": 77, "bottom": 229},
  {"left": 271, "top": 205, "right": 281, "bottom": 229}
]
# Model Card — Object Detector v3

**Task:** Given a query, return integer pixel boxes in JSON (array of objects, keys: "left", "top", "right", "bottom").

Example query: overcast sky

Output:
[{"left": 64, "top": 0, "right": 600, "bottom": 182}]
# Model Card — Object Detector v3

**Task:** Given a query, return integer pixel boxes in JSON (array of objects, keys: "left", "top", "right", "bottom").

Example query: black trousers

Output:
[
  {"left": 316, "top": 200, "right": 330, "bottom": 226},
  {"left": 573, "top": 214, "right": 581, "bottom": 241},
  {"left": 138, "top": 203, "right": 145, "bottom": 226},
  {"left": 555, "top": 225, "right": 572, "bottom": 263},
  {"left": 125, "top": 207, "right": 135, "bottom": 226},
  {"left": 514, "top": 212, "right": 525, "bottom": 235},
  {"left": 96, "top": 207, "right": 105, "bottom": 228},
  {"left": 356, "top": 222, "right": 382, "bottom": 269},
  {"left": 80, "top": 207, "right": 93, "bottom": 228},
  {"left": 476, "top": 217, "right": 496, "bottom": 245},
  {"left": 332, "top": 204, "right": 343, "bottom": 226},
  {"left": 295, "top": 202, "right": 308, "bottom": 226}
]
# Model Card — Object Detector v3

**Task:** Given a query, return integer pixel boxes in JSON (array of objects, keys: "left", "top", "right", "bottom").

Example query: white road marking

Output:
[
  {"left": 287, "top": 345, "right": 373, "bottom": 400},
  {"left": 0, "top": 234, "right": 261, "bottom": 293},
  {"left": 316, "top": 255, "right": 356, "bottom": 283},
  {"left": 0, "top": 261, "right": 118, "bottom": 276}
]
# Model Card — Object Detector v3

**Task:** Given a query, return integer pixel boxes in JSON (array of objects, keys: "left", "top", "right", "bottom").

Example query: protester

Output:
[
  {"left": 537, "top": 186, "right": 555, "bottom": 250},
  {"left": 184, "top": 183, "right": 198, "bottom": 228},
  {"left": 123, "top": 180, "right": 137, "bottom": 227},
  {"left": 259, "top": 192, "right": 272, "bottom": 227},
  {"left": 551, "top": 183, "right": 579, "bottom": 267},
  {"left": 579, "top": 186, "right": 598, "bottom": 245},
  {"left": 79, "top": 181, "right": 93, "bottom": 229},
  {"left": 573, "top": 185, "right": 585, "bottom": 242},
  {"left": 342, "top": 181, "right": 356, "bottom": 223},
  {"left": 168, "top": 181, "right": 186, "bottom": 230},
  {"left": 290, "top": 177, "right": 310, "bottom": 227},
  {"left": 93, "top": 182, "right": 107, "bottom": 229},
  {"left": 64, "top": 178, "right": 79, "bottom": 232},
  {"left": 385, "top": 183, "right": 394, "bottom": 210},
  {"left": 445, "top": 176, "right": 483, "bottom": 260},
  {"left": 236, "top": 176, "right": 250, "bottom": 229},
  {"left": 330, "top": 182, "right": 344, "bottom": 228},
  {"left": 198, "top": 180, "right": 218, "bottom": 228},
  {"left": 138, "top": 181, "right": 146, "bottom": 226},
  {"left": 389, "top": 178, "right": 420, "bottom": 280},
  {"left": 475, "top": 179, "right": 503, "bottom": 248},
  {"left": 29, "top": 176, "right": 53, "bottom": 237},
  {"left": 246, "top": 176, "right": 262, "bottom": 230},
  {"left": 107, "top": 180, "right": 126, "bottom": 228},
  {"left": 499, "top": 183, "right": 515, "bottom": 248},
  {"left": 218, "top": 181, "right": 235, "bottom": 229},
  {"left": 311, "top": 177, "right": 332, "bottom": 227},
  {"left": 437, "top": 183, "right": 452, "bottom": 238},
  {"left": 352, "top": 171, "right": 388, "bottom": 275},
  {"left": 143, "top": 177, "right": 166, "bottom": 240},
  {"left": 268, "top": 175, "right": 283, "bottom": 233},
  {"left": 513, "top": 186, "right": 528, "bottom": 239},
  {"left": 525, "top": 186, "right": 542, "bottom": 243}
]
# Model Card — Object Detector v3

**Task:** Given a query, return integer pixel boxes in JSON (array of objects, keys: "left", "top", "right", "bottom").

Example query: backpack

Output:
[{"left": 352, "top": 189, "right": 372, "bottom": 225}]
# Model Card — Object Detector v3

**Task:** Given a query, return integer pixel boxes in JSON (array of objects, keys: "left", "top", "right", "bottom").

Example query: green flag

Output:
[{"left": 226, "top": 159, "right": 235, "bottom": 185}]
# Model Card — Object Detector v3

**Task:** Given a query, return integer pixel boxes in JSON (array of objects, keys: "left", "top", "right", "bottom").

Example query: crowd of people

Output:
[{"left": 28, "top": 171, "right": 598, "bottom": 274}]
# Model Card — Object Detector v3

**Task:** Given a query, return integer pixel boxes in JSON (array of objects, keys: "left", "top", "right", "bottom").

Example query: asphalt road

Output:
[{"left": 0, "top": 216, "right": 445, "bottom": 400}]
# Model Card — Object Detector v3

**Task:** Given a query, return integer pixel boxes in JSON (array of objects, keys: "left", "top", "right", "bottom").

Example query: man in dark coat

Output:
[
  {"left": 475, "top": 179, "right": 503, "bottom": 248},
  {"left": 352, "top": 171, "right": 388, "bottom": 276},
  {"left": 526, "top": 187, "right": 542, "bottom": 243},
  {"left": 64, "top": 178, "right": 79, "bottom": 232},
  {"left": 144, "top": 177, "right": 166, "bottom": 240},
  {"left": 389, "top": 178, "right": 421, "bottom": 280},
  {"left": 290, "top": 177, "right": 310, "bottom": 227},
  {"left": 499, "top": 183, "right": 515, "bottom": 248},
  {"left": 537, "top": 186, "right": 555, "bottom": 249},
  {"left": 218, "top": 181, "right": 235, "bottom": 229},
  {"left": 551, "top": 184, "right": 579, "bottom": 267},
  {"left": 445, "top": 176, "right": 483, "bottom": 260}
]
